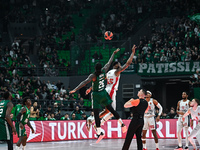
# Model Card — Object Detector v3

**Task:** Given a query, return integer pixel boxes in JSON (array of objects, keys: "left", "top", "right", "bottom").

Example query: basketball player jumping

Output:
[
  {"left": 70, "top": 48, "right": 126, "bottom": 143},
  {"left": 175, "top": 92, "right": 190, "bottom": 150},
  {"left": 15, "top": 97, "right": 34, "bottom": 150},
  {"left": 86, "top": 45, "right": 137, "bottom": 126},
  {"left": 182, "top": 98, "right": 200, "bottom": 150},
  {"left": 142, "top": 91, "right": 163, "bottom": 150}
]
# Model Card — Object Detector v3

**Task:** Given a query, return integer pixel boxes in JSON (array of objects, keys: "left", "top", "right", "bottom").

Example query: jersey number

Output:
[
  {"left": 99, "top": 80, "right": 105, "bottom": 89},
  {"left": 107, "top": 78, "right": 113, "bottom": 84},
  {"left": 0, "top": 108, "right": 3, "bottom": 117}
]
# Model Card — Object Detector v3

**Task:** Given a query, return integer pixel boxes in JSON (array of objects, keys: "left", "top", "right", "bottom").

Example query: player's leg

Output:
[
  {"left": 142, "top": 117, "right": 148, "bottom": 150},
  {"left": 184, "top": 126, "right": 189, "bottom": 149},
  {"left": 188, "top": 124, "right": 200, "bottom": 150},
  {"left": 100, "top": 91, "right": 116, "bottom": 125},
  {"left": 151, "top": 130, "right": 159, "bottom": 149},
  {"left": 93, "top": 108, "right": 104, "bottom": 143},
  {"left": 122, "top": 118, "right": 137, "bottom": 150},
  {"left": 105, "top": 104, "right": 127, "bottom": 133},
  {"left": 22, "top": 136, "right": 27, "bottom": 150},
  {"left": 176, "top": 118, "right": 183, "bottom": 149},
  {"left": 142, "top": 130, "right": 147, "bottom": 150},
  {"left": 7, "top": 123, "right": 13, "bottom": 150},
  {"left": 99, "top": 108, "right": 110, "bottom": 118},
  {"left": 15, "top": 122, "right": 23, "bottom": 150}
]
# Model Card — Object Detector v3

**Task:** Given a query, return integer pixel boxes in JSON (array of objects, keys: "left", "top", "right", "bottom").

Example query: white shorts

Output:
[
  {"left": 177, "top": 116, "right": 189, "bottom": 128},
  {"left": 106, "top": 88, "right": 116, "bottom": 110},
  {"left": 143, "top": 116, "right": 156, "bottom": 130}
]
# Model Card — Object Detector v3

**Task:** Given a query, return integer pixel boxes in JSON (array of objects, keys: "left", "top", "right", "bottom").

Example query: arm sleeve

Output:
[{"left": 156, "top": 103, "right": 163, "bottom": 116}]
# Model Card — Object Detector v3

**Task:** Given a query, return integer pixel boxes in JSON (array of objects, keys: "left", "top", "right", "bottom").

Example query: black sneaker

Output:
[
  {"left": 174, "top": 146, "right": 183, "bottom": 150},
  {"left": 184, "top": 146, "right": 188, "bottom": 150}
]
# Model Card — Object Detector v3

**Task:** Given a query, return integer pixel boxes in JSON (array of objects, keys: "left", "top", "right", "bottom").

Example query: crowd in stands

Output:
[{"left": 0, "top": 39, "right": 36, "bottom": 76}]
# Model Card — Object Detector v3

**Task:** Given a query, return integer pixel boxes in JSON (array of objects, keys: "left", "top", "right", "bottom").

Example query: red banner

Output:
[{"left": 13, "top": 119, "right": 198, "bottom": 143}]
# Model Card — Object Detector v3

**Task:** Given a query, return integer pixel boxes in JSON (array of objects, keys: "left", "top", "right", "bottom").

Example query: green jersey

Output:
[
  {"left": 60, "top": 117, "right": 69, "bottom": 120},
  {"left": 13, "top": 104, "right": 22, "bottom": 121},
  {"left": 0, "top": 100, "right": 10, "bottom": 120},
  {"left": 20, "top": 106, "right": 30, "bottom": 125},
  {"left": 92, "top": 71, "right": 106, "bottom": 92}
]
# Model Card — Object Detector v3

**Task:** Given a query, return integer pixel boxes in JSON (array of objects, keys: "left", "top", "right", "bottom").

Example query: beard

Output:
[{"left": 182, "top": 97, "right": 186, "bottom": 100}]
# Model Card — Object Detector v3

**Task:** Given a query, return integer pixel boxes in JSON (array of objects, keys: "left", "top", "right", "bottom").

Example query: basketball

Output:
[{"left": 104, "top": 31, "right": 113, "bottom": 40}]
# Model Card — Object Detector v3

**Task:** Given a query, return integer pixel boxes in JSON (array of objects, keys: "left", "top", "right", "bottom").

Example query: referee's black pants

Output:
[{"left": 122, "top": 117, "right": 144, "bottom": 150}]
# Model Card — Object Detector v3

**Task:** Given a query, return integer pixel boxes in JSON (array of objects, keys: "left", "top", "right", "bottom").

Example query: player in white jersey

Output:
[
  {"left": 175, "top": 92, "right": 190, "bottom": 150},
  {"left": 142, "top": 91, "right": 163, "bottom": 150},
  {"left": 86, "top": 45, "right": 136, "bottom": 127},
  {"left": 182, "top": 98, "right": 200, "bottom": 150}
]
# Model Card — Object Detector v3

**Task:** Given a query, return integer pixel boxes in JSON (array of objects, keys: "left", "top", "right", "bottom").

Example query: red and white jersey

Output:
[
  {"left": 179, "top": 99, "right": 190, "bottom": 117},
  {"left": 190, "top": 106, "right": 200, "bottom": 122},
  {"left": 144, "top": 98, "right": 155, "bottom": 117},
  {"left": 106, "top": 69, "right": 120, "bottom": 92}
]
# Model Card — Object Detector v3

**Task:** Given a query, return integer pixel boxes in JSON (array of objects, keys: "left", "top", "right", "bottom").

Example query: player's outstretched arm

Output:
[
  {"left": 69, "top": 74, "right": 95, "bottom": 94},
  {"left": 115, "top": 45, "right": 136, "bottom": 76},
  {"left": 182, "top": 108, "right": 191, "bottom": 122},
  {"left": 6, "top": 102, "right": 16, "bottom": 134},
  {"left": 102, "top": 48, "right": 120, "bottom": 72}
]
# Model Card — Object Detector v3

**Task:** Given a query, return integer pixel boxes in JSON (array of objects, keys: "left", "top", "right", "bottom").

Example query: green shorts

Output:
[
  {"left": 91, "top": 90, "right": 112, "bottom": 109},
  {"left": 0, "top": 119, "right": 11, "bottom": 140},
  {"left": 15, "top": 122, "right": 27, "bottom": 137}
]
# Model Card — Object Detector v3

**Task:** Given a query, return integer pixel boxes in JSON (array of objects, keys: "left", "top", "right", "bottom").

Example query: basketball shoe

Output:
[
  {"left": 174, "top": 146, "right": 183, "bottom": 150},
  {"left": 142, "top": 148, "right": 147, "bottom": 150},
  {"left": 96, "top": 132, "right": 105, "bottom": 143},
  {"left": 156, "top": 148, "right": 159, "bottom": 150},
  {"left": 121, "top": 124, "right": 127, "bottom": 133},
  {"left": 184, "top": 146, "right": 188, "bottom": 150}
]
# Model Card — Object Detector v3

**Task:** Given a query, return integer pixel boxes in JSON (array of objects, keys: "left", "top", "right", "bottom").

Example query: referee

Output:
[{"left": 122, "top": 89, "right": 148, "bottom": 150}]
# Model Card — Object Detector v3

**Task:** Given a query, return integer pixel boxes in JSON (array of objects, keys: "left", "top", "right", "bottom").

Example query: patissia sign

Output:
[
  {"left": 138, "top": 61, "right": 200, "bottom": 76},
  {"left": 13, "top": 119, "right": 198, "bottom": 143}
]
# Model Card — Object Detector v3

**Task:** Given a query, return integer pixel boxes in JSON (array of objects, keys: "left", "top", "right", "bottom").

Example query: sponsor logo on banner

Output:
[{"left": 13, "top": 119, "right": 198, "bottom": 143}]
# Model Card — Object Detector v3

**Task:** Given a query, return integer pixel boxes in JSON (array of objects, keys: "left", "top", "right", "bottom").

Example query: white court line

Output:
[{"left": 29, "top": 146, "right": 72, "bottom": 149}]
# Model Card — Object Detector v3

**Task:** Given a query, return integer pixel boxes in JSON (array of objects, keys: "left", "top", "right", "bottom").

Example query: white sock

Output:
[
  {"left": 96, "top": 127, "right": 101, "bottom": 135},
  {"left": 118, "top": 118, "right": 123, "bottom": 126},
  {"left": 156, "top": 143, "right": 159, "bottom": 148},
  {"left": 143, "top": 143, "right": 146, "bottom": 149},
  {"left": 15, "top": 146, "right": 20, "bottom": 150},
  {"left": 23, "top": 146, "right": 26, "bottom": 150}
]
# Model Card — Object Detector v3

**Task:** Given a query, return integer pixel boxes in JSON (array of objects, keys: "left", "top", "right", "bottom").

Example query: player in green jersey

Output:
[
  {"left": 12, "top": 100, "right": 22, "bottom": 122},
  {"left": 15, "top": 97, "right": 34, "bottom": 150},
  {"left": 70, "top": 48, "right": 127, "bottom": 143},
  {"left": 0, "top": 91, "right": 16, "bottom": 150}
]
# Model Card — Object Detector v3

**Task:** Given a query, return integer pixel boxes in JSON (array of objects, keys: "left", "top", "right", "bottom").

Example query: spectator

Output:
[
  {"left": 81, "top": 113, "right": 88, "bottom": 120},
  {"left": 71, "top": 106, "right": 83, "bottom": 120},
  {"left": 160, "top": 112, "right": 170, "bottom": 119},
  {"left": 29, "top": 101, "right": 40, "bottom": 120},
  {"left": 53, "top": 103, "right": 61, "bottom": 119},
  {"left": 71, "top": 113, "right": 76, "bottom": 120},
  {"left": 167, "top": 107, "right": 177, "bottom": 118},
  {"left": 60, "top": 113, "right": 70, "bottom": 120},
  {"left": 92, "top": 51, "right": 99, "bottom": 60},
  {"left": 56, "top": 80, "right": 63, "bottom": 90},
  {"left": 50, "top": 113, "right": 56, "bottom": 120},
  {"left": 127, "top": 112, "right": 133, "bottom": 119}
]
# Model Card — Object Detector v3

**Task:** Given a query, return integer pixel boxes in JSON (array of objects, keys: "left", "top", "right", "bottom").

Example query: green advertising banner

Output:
[{"left": 138, "top": 61, "right": 200, "bottom": 76}]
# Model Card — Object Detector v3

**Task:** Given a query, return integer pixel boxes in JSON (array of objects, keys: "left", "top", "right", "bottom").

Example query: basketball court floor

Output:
[{"left": 0, "top": 139, "right": 199, "bottom": 150}]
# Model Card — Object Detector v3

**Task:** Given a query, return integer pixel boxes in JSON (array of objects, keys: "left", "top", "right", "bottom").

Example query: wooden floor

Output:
[{"left": 0, "top": 139, "right": 199, "bottom": 150}]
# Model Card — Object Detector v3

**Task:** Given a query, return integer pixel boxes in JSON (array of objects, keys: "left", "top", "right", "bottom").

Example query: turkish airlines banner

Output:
[{"left": 13, "top": 119, "right": 198, "bottom": 143}]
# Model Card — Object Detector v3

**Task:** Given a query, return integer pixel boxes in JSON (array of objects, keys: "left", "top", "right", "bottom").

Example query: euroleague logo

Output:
[
  {"left": 13, "top": 121, "right": 44, "bottom": 143},
  {"left": 27, "top": 121, "right": 43, "bottom": 142}
]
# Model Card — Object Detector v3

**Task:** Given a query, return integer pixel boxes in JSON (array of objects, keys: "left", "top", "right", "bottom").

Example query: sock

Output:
[
  {"left": 118, "top": 118, "right": 123, "bottom": 126},
  {"left": 23, "top": 146, "right": 26, "bottom": 150},
  {"left": 156, "top": 143, "right": 159, "bottom": 148},
  {"left": 96, "top": 127, "right": 101, "bottom": 135},
  {"left": 143, "top": 143, "right": 146, "bottom": 149},
  {"left": 15, "top": 146, "right": 20, "bottom": 150},
  {"left": 101, "top": 112, "right": 113, "bottom": 125}
]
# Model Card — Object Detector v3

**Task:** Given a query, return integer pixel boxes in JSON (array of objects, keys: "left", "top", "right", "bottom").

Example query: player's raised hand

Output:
[
  {"left": 86, "top": 88, "right": 92, "bottom": 95},
  {"left": 69, "top": 90, "right": 76, "bottom": 94},
  {"left": 132, "top": 45, "right": 137, "bottom": 53},
  {"left": 114, "top": 48, "right": 120, "bottom": 54}
]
